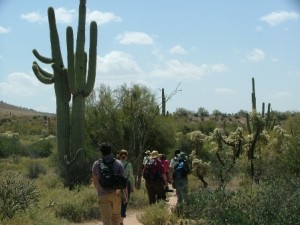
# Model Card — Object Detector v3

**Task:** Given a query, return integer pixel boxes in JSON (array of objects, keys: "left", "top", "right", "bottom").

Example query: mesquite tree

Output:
[{"left": 32, "top": 0, "right": 97, "bottom": 189}]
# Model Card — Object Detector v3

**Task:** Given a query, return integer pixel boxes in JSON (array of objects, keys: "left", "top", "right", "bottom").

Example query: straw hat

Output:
[
  {"left": 151, "top": 150, "right": 159, "bottom": 159},
  {"left": 145, "top": 150, "right": 151, "bottom": 155}
]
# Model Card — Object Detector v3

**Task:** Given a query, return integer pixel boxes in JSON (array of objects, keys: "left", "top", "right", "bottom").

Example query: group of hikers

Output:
[{"left": 92, "top": 142, "right": 190, "bottom": 225}]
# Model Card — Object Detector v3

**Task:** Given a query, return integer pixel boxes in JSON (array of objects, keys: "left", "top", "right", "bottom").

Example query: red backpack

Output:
[{"left": 143, "top": 158, "right": 163, "bottom": 181}]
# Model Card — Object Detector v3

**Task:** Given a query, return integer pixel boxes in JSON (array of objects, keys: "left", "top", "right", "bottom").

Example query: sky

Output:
[{"left": 0, "top": 0, "right": 300, "bottom": 114}]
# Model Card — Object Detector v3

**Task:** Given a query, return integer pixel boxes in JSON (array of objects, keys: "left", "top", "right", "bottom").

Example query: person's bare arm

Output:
[{"left": 92, "top": 174, "right": 99, "bottom": 191}]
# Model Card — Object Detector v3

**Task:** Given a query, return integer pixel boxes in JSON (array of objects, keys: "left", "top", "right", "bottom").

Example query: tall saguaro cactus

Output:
[{"left": 32, "top": 0, "right": 97, "bottom": 188}]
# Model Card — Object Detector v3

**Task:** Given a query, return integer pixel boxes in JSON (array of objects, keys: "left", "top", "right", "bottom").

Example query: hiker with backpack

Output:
[
  {"left": 160, "top": 154, "right": 171, "bottom": 183},
  {"left": 92, "top": 142, "right": 125, "bottom": 225},
  {"left": 118, "top": 149, "right": 135, "bottom": 225},
  {"left": 143, "top": 150, "right": 168, "bottom": 204},
  {"left": 142, "top": 150, "right": 151, "bottom": 166},
  {"left": 169, "top": 149, "right": 181, "bottom": 182},
  {"left": 172, "top": 152, "right": 190, "bottom": 205}
]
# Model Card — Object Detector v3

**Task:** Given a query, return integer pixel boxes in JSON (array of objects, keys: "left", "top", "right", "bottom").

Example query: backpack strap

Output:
[
  {"left": 99, "top": 158, "right": 115, "bottom": 171},
  {"left": 123, "top": 162, "right": 130, "bottom": 179},
  {"left": 124, "top": 162, "right": 129, "bottom": 170}
]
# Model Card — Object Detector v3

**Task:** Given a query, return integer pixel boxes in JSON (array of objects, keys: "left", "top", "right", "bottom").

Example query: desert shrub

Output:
[
  {"left": 26, "top": 139, "right": 53, "bottom": 158},
  {"left": 26, "top": 161, "right": 47, "bottom": 179},
  {"left": 2, "top": 208, "right": 70, "bottom": 225},
  {"left": 137, "top": 201, "right": 170, "bottom": 225},
  {"left": 8, "top": 154, "right": 21, "bottom": 164},
  {"left": 179, "top": 178, "right": 300, "bottom": 225},
  {"left": 55, "top": 202, "right": 83, "bottom": 222},
  {"left": 286, "top": 135, "right": 300, "bottom": 176},
  {"left": 54, "top": 188, "right": 99, "bottom": 222},
  {"left": 0, "top": 132, "right": 25, "bottom": 157},
  {"left": 0, "top": 172, "right": 39, "bottom": 220},
  {"left": 39, "top": 173, "right": 63, "bottom": 189},
  {"left": 128, "top": 183, "right": 149, "bottom": 208}
]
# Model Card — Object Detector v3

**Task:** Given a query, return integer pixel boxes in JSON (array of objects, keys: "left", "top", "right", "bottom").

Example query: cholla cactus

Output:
[
  {"left": 269, "top": 125, "right": 290, "bottom": 153},
  {"left": 190, "top": 150, "right": 210, "bottom": 188}
]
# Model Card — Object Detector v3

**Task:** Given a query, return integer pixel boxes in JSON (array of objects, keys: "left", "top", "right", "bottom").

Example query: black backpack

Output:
[{"left": 98, "top": 158, "right": 127, "bottom": 189}]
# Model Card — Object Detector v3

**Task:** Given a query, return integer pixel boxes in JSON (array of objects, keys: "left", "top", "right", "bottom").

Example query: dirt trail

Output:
[{"left": 73, "top": 191, "right": 177, "bottom": 225}]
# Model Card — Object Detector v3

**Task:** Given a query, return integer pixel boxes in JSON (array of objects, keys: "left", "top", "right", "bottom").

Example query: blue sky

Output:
[{"left": 0, "top": 0, "right": 300, "bottom": 114}]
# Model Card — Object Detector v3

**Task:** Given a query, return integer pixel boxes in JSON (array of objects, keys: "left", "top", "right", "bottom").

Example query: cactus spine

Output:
[{"left": 32, "top": 0, "right": 97, "bottom": 188}]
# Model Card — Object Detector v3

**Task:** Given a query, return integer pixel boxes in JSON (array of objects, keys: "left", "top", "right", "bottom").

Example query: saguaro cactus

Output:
[
  {"left": 32, "top": 0, "right": 97, "bottom": 188},
  {"left": 162, "top": 88, "right": 166, "bottom": 116}
]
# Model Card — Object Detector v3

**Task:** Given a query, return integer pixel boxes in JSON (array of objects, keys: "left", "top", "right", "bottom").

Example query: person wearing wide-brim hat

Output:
[
  {"left": 143, "top": 150, "right": 168, "bottom": 205},
  {"left": 143, "top": 150, "right": 151, "bottom": 166},
  {"left": 150, "top": 150, "right": 159, "bottom": 159}
]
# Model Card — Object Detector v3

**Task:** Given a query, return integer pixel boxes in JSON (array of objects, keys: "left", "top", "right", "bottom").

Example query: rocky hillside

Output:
[{"left": 0, "top": 101, "right": 55, "bottom": 117}]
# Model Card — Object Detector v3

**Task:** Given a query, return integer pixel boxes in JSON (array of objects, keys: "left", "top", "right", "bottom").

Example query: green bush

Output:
[
  {"left": 137, "top": 201, "right": 170, "bottom": 225},
  {"left": 0, "top": 172, "right": 39, "bottom": 220},
  {"left": 26, "top": 161, "right": 47, "bottom": 179},
  {"left": 55, "top": 189, "right": 99, "bottom": 222},
  {"left": 0, "top": 133, "right": 25, "bottom": 157},
  {"left": 128, "top": 184, "right": 149, "bottom": 209},
  {"left": 179, "top": 178, "right": 300, "bottom": 225},
  {"left": 55, "top": 202, "right": 83, "bottom": 222},
  {"left": 26, "top": 139, "right": 53, "bottom": 158}
]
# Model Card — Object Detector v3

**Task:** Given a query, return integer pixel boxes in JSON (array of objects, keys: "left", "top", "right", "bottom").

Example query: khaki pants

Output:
[{"left": 98, "top": 191, "right": 121, "bottom": 225}]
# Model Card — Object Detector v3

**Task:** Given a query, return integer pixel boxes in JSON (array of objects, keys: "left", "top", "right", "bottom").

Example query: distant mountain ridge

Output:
[{"left": 0, "top": 101, "right": 55, "bottom": 117}]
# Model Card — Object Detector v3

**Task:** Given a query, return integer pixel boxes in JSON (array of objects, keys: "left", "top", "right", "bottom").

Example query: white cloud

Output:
[
  {"left": 116, "top": 31, "right": 154, "bottom": 45},
  {"left": 54, "top": 7, "right": 76, "bottom": 24},
  {"left": 21, "top": 12, "right": 47, "bottom": 23},
  {"left": 215, "top": 88, "right": 235, "bottom": 95},
  {"left": 271, "top": 91, "right": 293, "bottom": 99},
  {"left": 261, "top": 11, "right": 300, "bottom": 26},
  {"left": 21, "top": 8, "right": 76, "bottom": 24},
  {"left": 169, "top": 45, "right": 187, "bottom": 55},
  {"left": 87, "top": 11, "right": 121, "bottom": 25},
  {"left": 211, "top": 64, "right": 227, "bottom": 73},
  {"left": 98, "top": 51, "right": 142, "bottom": 74},
  {"left": 0, "top": 26, "right": 11, "bottom": 34},
  {"left": 149, "top": 60, "right": 227, "bottom": 80},
  {"left": 96, "top": 51, "right": 144, "bottom": 87},
  {"left": 0, "top": 72, "right": 44, "bottom": 96},
  {"left": 247, "top": 48, "right": 265, "bottom": 62}
]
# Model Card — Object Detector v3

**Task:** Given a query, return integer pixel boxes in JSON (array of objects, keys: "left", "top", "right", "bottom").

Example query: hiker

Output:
[
  {"left": 160, "top": 154, "right": 171, "bottom": 183},
  {"left": 118, "top": 149, "right": 135, "bottom": 225},
  {"left": 143, "top": 150, "right": 168, "bottom": 204},
  {"left": 142, "top": 150, "right": 151, "bottom": 166},
  {"left": 172, "top": 152, "right": 190, "bottom": 205},
  {"left": 92, "top": 142, "right": 124, "bottom": 225},
  {"left": 169, "top": 149, "right": 181, "bottom": 182}
]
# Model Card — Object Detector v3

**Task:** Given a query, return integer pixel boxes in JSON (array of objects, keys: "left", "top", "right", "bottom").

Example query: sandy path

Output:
[{"left": 73, "top": 190, "right": 177, "bottom": 225}]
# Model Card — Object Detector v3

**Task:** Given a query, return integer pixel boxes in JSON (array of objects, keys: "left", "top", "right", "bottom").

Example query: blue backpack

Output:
[{"left": 173, "top": 160, "right": 189, "bottom": 179}]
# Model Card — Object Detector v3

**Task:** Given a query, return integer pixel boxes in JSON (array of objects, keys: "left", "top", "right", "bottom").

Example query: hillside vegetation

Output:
[{"left": 1, "top": 99, "right": 300, "bottom": 224}]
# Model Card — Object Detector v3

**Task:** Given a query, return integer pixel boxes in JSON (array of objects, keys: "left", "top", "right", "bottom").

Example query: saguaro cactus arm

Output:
[
  {"left": 32, "top": 49, "right": 54, "bottom": 64},
  {"left": 32, "top": 62, "right": 54, "bottom": 84},
  {"left": 84, "top": 21, "right": 97, "bottom": 96},
  {"left": 66, "top": 26, "right": 76, "bottom": 94},
  {"left": 67, "top": 0, "right": 97, "bottom": 97}
]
